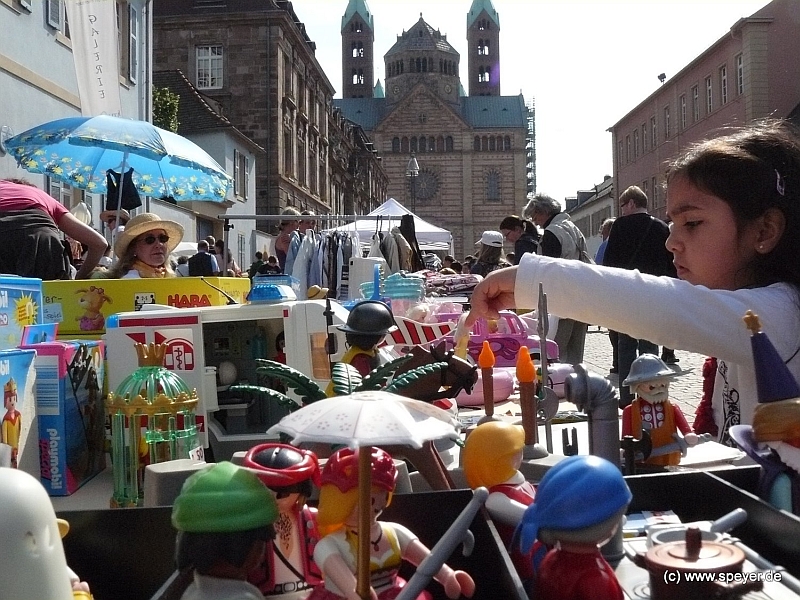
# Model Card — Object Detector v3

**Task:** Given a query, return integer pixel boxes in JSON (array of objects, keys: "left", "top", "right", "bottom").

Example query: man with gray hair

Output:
[{"left": 523, "top": 193, "right": 591, "bottom": 366}]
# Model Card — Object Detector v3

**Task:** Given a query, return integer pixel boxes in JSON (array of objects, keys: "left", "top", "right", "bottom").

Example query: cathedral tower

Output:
[
  {"left": 341, "top": 0, "right": 375, "bottom": 98},
  {"left": 467, "top": 0, "right": 500, "bottom": 96}
]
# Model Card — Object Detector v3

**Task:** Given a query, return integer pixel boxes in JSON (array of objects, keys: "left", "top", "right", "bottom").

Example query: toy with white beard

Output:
[{"left": 621, "top": 354, "right": 698, "bottom": 467}]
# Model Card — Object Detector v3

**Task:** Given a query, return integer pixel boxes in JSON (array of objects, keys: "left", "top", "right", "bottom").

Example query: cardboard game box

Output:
[
  {"left": 20, "top": 339, "right": 106, "bottom": 496},
  {"left": 42, "top": 277, "right": 251, "bottom": 337},
  {"left": 0, "top": 275, "right": 43, "bottom": 350},
  {"left": 0, "top": 348, "right": 36, "bottom": 474}
]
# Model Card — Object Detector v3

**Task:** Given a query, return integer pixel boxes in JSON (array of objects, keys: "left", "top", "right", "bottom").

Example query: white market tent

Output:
[{"left": 325, "top": 198, "right": 454, "bottom": 254}]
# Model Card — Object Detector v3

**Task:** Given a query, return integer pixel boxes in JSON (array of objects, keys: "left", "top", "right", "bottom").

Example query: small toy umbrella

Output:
[
  {"left": 268, "top": 390, "right": 460, "bottom": 599},
  {"left": 4, "top": 115, "right": 232, "bottom": 214}
]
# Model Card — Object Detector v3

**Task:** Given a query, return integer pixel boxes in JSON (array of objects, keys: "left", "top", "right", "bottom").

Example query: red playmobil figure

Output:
[
  {"left": 336, "top": 301, "right": 397, "bottom": 378},
  {"left": 171, "top": 461, "right": 279, "bottom": 600},
  {"left": 621, "top": 354, "right": 698, "bottom": 466},
  {"left": 2, "top": 378, "right": 21, "bottom": 468},
  {"left": 462, "top": 421, "right": 537, "bottom": 582},
  {"left": 243, "top": 443, "right": 323, "bottom": 597},
  {"left": 731, "top": 311, "right": 800, "bottom": 514},
  {"left": 310, "top": 446, "right": 474, "bottom": 600},
  {"left": 517, "top": 455, "right": 632, "bottom": 600}
]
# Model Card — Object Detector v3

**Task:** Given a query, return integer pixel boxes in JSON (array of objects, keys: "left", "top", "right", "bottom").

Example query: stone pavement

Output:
[{"left": 580, "top": 327, "right": 705, "bottom": 421}]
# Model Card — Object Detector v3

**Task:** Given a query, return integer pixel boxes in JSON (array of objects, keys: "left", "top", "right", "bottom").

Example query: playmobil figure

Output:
[
  {"left": 1, "top": 467, "right": 85, "bottom": 600},
  {"left": 336, "top": 301, "right": 397, "bottom": 377},
  {"left": 462, "top": 421, "right": 536, "bottom": 582},
  {"left": 2, "top": 378, "right": 20, "bottom": 468},
  {"left": 517, "top": 455, "right": 632, "bottom": 600},
  {"left": 730, "top": 311, "right": 800, "bottom": 514},
  {"left": 243, "top": 443, "right": 323, "bottom": 597},
  {"left": 172, "top": 461, "right": 279, "bottom": 600},
  {"left": 310, "top": 446, "right": 475, "bottom": 600},
  {"left": 621, "top": 354, "right": 698, "bottom": 466}
]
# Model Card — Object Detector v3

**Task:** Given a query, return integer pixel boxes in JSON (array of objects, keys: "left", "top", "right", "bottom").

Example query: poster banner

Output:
[{"left": 65, "top": 0, "right": 122, "bottom": 116}]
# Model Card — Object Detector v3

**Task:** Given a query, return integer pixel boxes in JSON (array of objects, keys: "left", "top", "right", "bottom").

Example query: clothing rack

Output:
[{"left": 216, "top": 213, "right": 401, "bottom": 262}]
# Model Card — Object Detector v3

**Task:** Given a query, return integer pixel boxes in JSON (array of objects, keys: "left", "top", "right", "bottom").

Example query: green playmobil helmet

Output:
[{"left": 171, "top": 462, "right": 277, "bottom": 533}]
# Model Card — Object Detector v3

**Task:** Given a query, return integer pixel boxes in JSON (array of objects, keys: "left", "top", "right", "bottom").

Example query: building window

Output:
[
  {"left": 736, "top": 53, "right": 744, "bottom": 95},
  {"left": 625, "top": 135, "right": 630, "bottom": 163},
  {"left": 283, "top": 53, "right": 292, "bottom": 96},
  {"left": 233, "top": 149, "right": 248, "bottom": 200},
  {"left": 487, "top": 170, "right": 500, "bottom": 202},
  {"left": 642, "top": 179, "right": 648, "bottom": 198},
  {"left": 633, "top": 129, "right": 639, "bottom": 159},
  {"left": 705, "top": 76, "right": 713, "bottom": 114},
  {"left": 47, "top": 0, "right": 63, "bottom": 31},
  {"left": 720, "top": 65, "right": 728, "bottom": 105},
  {"left": 128, "top": 4, "right": 138, "bottom": 83},
  {"left": 503, "top": 136, "right": 511, "bottom": 151},
  {"left": 650, "top": 117, "right": 657, "bottom": 148},
  {"left": 47, "top": 177, "right": 73, "bottom": 208},
  {"left": 692, "top": 85, "right": 699, "bottom": 122},
  {"left": 196, "top": 45, "right": 223, "bottom": 89},
  {"left": 642, "top": 123, "right": 647, "bottom": 152},
  {"left": 617, "top": 140, "right": 623, "bottom": 168},
  {"left": 392, "top": 137, "right": 400, "bottom": 153},
  {"left": 351, "top": 41, "right": 364, "bottom": 58},
  {"left": 477, "top": 39, "right": 489, "bottom": 55},
  {"left": 283, "top": 132, "right": 293, "bottom": 176},
  {"left": 652, "top": 177, "right": 658, "bottom": 207},
  {"left": 680, "top": 94, "right": 686, "bottom": 130},
  {"left": 474, "top": 136, "right": 481, "bottom": 151},
  {"left": 446, "top": 136, "right": 454, "bottom": 152},
  {"left": 663, "top": 106, "right": 670, "bottom": 140}
]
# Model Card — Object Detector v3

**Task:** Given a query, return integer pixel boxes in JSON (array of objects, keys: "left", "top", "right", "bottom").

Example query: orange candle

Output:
[
  {"left": 479, "top": 341, "right": 496, "bottom": 418},
  {"left": 516, "top": 347, "right": 537, "bottom": 446}
]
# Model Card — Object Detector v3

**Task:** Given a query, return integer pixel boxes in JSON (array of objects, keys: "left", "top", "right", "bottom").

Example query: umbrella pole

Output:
[
  {"left": 357, "top": 446, "right": 372, "bottom": 600},
  {"left": 114, "top": 150, "right": 130, "bottom": 234}
]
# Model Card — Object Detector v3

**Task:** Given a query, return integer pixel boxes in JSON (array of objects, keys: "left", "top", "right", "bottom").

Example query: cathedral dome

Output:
[{"left": 385, "top": 15, "right": 459, "bottom": 58}]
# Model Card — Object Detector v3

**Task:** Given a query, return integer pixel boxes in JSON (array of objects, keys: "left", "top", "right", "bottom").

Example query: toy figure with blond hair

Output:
[
  {"left": 309, "top": 446, "right": 475, "bottom": 600},
  {"left": 2, "top": 378, "right": 21, "bottom": 468},
  {"left": 243, "top": 443, "right": 323, "bottom": 597},
  {"left": 462, "top": 421, "right": 536, "bottom": 582}
]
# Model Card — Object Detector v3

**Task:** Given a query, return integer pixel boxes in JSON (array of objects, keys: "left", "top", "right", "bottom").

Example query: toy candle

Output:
[
  {"left": 479, "top": 341, "right": 496, "bottom": 419},
  {"left": 517, "top": 347, "right": 538, "bottom": 446}
]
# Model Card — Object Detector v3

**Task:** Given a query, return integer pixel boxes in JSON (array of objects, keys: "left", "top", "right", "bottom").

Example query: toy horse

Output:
[{"left": 391, "top": 341, "right": 477, "bottom": 402}]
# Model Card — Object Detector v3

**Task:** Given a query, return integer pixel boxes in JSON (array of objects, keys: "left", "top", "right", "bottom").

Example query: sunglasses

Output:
[{"left": 140, "top": 234, "right": 170, "bottom": 245}]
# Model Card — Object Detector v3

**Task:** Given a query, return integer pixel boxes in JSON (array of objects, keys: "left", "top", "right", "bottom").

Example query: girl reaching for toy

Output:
[
  {"left": 309, "top": 446, "right": 475, "bottom": 600},
  {"left": 466, "top": 119, "right": 800, "bottom": 447}
]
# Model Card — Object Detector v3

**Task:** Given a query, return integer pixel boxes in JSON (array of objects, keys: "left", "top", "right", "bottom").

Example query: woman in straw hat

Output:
[{"left": 107, "top": 212, "right": 184, "bottom": 278}]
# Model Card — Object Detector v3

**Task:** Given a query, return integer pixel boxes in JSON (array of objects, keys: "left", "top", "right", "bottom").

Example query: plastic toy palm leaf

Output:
[
  {"left": 331, "top": 363, "right": 363, "bottom": 396},
  {"left": 384, "top": 362, "right": 448, "bottom": 394},
  {"left": 254, "top": 359, "right": 327, "bottom": 404},
  {"left": 356, "top": 354, "right": 413, "bottom": 391},
  {"left": 227, "top": 384, "right": 298, "bottom": 411}
]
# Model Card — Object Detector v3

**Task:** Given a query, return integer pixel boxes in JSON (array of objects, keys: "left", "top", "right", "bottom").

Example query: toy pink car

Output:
[{"left": 439, "top": 311, "right": 559, "bottom": 367}]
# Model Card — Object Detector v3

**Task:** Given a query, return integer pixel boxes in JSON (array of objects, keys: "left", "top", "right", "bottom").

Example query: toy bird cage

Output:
[{"left": 105, "top": 343, "right": 200, "bottom": 507}]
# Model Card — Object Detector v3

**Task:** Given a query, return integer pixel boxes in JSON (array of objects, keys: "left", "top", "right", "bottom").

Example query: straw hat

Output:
[
  {"left": 99, "top": 208, "right": 131, "bottom": 226},
  {"left": 114, "top": 212, "right": 184, "bottom": 258}
]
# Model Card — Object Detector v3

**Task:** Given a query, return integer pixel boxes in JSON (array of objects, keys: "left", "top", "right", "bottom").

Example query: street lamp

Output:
[{"left": 406, "top": 152, "right": 420, "bottom": 213}]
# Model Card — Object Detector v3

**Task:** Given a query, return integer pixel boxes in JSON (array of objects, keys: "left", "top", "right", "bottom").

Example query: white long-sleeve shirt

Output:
[{"left": 515, "top": 254, "right": 800, "bottom": 444}]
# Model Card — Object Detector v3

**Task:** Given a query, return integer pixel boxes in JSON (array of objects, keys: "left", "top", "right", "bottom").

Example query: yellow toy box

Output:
[
  {"left": 42, "top": 277, "right": 251, "bottom": 337},
  {"left": 0, "top": 275, "right": 43, "bottom": 350}
]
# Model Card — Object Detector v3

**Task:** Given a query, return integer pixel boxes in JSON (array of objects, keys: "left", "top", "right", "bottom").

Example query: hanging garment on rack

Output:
[
  {"left": 368, "top": 232, "right": 383, "bottom": 260},
  {"left": 379, "top": 230, "right": 400, "bottom": 273},
  {"left": 283, "top": 230, "right": 302, "bottom": 277},
  {"left": 290, "top": 229, "right": 315, "bottom": 299},
  {"left": 392, "top": 227, "right": 414, "bottom": 272},
  {"left": 399, "top": 214, "right": 425, "bottom": 272},
  {"left": 337, "top": 232, "right": 356, "bottom": 301},
  {"left": 308, "top": 232, "right": 324, "bottom": 288}
]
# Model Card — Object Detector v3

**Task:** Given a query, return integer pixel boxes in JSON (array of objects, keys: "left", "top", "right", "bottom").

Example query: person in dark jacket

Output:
[{"left": 500, "top": 215, "right": 539, "bottom": 265}]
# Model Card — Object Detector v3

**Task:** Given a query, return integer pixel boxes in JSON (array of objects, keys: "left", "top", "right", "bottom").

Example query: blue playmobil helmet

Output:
[
  {"left": 745, "top": 310, "right": 800, "bottom": 404},
  {"left": 516, "top": 455, "right": 632, "bottom": 553}
]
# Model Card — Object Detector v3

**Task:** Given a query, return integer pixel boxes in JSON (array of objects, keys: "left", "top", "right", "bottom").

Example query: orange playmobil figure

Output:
[
  {"left": 621, "top": 354, "right": 698, "bottom": 466},
  {"left": 309, "top": 446, "right": 474, "bottom": 600}
]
